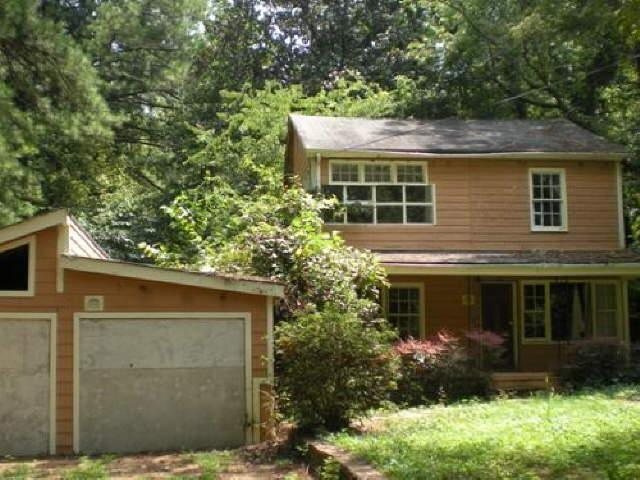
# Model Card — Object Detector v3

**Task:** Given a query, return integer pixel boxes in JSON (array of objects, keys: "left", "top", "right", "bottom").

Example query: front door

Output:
[{"left": 481, "top": 283, "right": 515, "bottom": 370}]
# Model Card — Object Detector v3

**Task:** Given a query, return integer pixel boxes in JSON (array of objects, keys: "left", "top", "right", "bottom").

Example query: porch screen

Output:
[
  {"left": 522, "top": 281, "right": 620, "bottom": 342},
  {"left": 387, "top": 287, "right": 421, "bottom": 338}
]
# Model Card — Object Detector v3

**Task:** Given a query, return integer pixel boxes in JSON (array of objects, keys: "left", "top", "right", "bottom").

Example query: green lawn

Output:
[{"left": 330, "top": 386, "right": 640, "bottom": 480}]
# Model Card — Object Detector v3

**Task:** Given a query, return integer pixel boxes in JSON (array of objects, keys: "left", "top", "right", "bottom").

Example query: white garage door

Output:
[
  {"left": 0, "top": 315, "right": 55, "bottom": 456},
  {"left": 76, "top": 314, "right": 248, "bottom": 454}
]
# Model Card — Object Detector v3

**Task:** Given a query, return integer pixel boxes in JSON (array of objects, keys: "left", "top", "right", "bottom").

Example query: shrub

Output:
[
  {"left": 392, "top": 331, "right": 492, "bottom": 406},
  {"left": 275, "top": 308, "right": 399, "bottom": 431},
  {"left": 560, "top": 340, "right": 628, "bottom": 388}
]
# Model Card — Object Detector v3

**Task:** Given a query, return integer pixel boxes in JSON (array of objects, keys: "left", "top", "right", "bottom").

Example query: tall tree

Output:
[{"left": 0, "top": 0, "right": 115, "bottom": 225}]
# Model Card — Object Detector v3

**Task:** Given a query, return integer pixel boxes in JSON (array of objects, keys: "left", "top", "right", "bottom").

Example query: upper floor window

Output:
[
  {"left": 0, "top": 237, "right": 35, "bottom": 296},
  {"left": 530, "top": 169, "right": 567, "bottom": 231},
  {"left": 324, "top": 161, "right": 435, "bottom": 225}
]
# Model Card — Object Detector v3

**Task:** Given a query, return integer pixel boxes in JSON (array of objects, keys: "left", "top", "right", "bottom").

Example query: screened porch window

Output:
[
  {"left": 386, "top": 287, "right": 422, "bottom": 338},
  {"left": 522, "top": 281, "right": 620, "bottom": 342}
]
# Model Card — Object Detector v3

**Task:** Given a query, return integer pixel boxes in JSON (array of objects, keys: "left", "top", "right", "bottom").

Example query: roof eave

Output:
[
  {"left": 384, "top": 262, "right": 640, "bottom": 276},
  {"left": 60, "top": 255, "right": 285, "bottom": 297},
  {"left": 306, "top": 148, "right": 627, "bottom": 161}
]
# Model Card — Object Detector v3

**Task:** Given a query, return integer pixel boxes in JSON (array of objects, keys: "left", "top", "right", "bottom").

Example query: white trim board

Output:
[
  {"left": 61, "top": 256, "right": 284, "bottom": 297},
  {"left": 0, "top": 236, "right": 36, "bottom": 297},
  {"left": 0, "top": 313, "right": 57, "bottom": 455},
  {"left": 73, "top": 312, "right": 254, "bottom": 453},
  {"left": 308, "top": 149, "right": 627, "bottom": 161},
  {"left": 384, "top": 263, "right": 640, "bottom": 277},
  {"left": 0, "top": 210, "right": 68, "bottom": 246},
  {"left": 528, "top": 167, "right": 568, "bottom": 232}
]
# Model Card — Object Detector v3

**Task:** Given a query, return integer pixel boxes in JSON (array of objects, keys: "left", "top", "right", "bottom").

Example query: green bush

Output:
[
  {"left": 392, "top": 332, "right": 491, "bottom": 406},
  {"left": 560, "top": 340, "right": 629, "bottom": 388},
  {"left": 275, "top": 309, "right": 399, "bottom": 431}
]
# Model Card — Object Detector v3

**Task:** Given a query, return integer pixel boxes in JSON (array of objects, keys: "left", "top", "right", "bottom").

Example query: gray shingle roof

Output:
[
  {"left": 290, "top": 115, "right": 626, "bottom": 155},
  {"left": 376, "top": 250, "right": 640, "bottom": 266}
]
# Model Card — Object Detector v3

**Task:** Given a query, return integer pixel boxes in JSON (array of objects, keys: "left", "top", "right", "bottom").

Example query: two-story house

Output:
[{"left": 286, "top": 114, "right": 640, "bottom": 377}]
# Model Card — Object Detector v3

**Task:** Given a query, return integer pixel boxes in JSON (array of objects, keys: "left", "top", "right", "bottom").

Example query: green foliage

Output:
[
  {"left": 0, "top": 465, "right": 31, "bottom": 480},
  {"left": 560, "top": 340, "right": 638, "bottom": 388},
  {"left": 61, "top": 456, "right": 112, "bottom": 480},
  {"left": 144, "top": 81, "right": 391, "bottom": 318},
  {"left": 190, "top": 450, "right": 233, "bottom": 480},
  {"left": 275, "top": 309, "right": 399, "bottom": 431},
  {"left": 0, "top": 0, "right": 116, "bottom": 224},
  {"left": 331, "top": 386, "right": 640, "bottom": 479},
  {"left": 318, "top": 458, "right": 341, "bottom": 480}
]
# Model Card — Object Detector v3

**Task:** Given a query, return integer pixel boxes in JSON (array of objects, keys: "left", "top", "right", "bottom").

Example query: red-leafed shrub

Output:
[{"left": 392, "top": 330, "right": 493, "bottom": 406}]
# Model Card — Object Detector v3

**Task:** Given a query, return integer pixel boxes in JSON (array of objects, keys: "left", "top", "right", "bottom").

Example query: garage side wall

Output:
[{"left": 0, "top": 226, "right": 272, "bottom": 454}]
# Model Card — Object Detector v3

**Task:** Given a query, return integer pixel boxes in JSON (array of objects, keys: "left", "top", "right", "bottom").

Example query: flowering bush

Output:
[{"left": 392, "top": 331, "right": 492, "bottom": 406}]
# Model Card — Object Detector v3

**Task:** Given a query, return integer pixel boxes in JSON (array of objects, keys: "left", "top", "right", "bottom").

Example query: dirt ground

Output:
[{"left": 0, "top": 446, "right": 313, "bottom": 479}]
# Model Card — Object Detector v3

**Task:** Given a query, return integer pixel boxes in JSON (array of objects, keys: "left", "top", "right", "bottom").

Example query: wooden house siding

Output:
[
  {"left": 0, "top": 226, "right": 271, "bottom": 454},
  {"left": 311, "top": 157, "right": 621, "bottom": 251}
]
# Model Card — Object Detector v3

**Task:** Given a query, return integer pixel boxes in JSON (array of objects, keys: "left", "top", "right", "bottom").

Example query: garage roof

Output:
[
  {"left": 289, "top": 115, "right": 626, "bottom": 159},
  {"left": 0, "top": 210, "right": 284, "bottom": 297}
]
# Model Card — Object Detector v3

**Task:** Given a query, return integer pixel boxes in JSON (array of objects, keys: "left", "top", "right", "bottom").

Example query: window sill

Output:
[{"left": 530, "top": 228, "right": 568, "bottom": 233}]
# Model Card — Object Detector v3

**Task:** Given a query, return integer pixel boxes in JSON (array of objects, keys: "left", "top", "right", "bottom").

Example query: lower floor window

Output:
[
  {"left": 522, "top": 281, "right": 620, "bottom": 342},
  {"left": 386, "top": 286, "right": 422, "bottom": 338}
]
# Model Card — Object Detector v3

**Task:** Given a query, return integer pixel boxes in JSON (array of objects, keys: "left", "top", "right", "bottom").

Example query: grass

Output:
[
  {"left": 330, "top": 385, "right": 640, "bottom": 480},
  {"left": 188, "top": 450, "right": 234, "bottom": 480}
]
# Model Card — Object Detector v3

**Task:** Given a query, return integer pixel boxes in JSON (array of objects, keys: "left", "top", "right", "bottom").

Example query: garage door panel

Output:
[
  {"left": 80, "top": 319, "right": 245, "bottom": 369},
  {"left": 78, "top": 317, "right": 247, "bottom": 454},
  {"left": 80, "top": 367, "right": 245, "bottom": 453},
  {"left": 0, "top": 320, "right": 50, "bottom": 371},
  {"left": 0, "top": 319, "right": 51, "bottom": 456}
]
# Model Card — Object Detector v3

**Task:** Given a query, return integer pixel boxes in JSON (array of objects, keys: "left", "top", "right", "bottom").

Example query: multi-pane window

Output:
[
  {"left": 523, "top": 284, "right": 547, "bottom": 340},
  {"left": 522, "top": 281, "right": 620, "bottom": 342},
  {"left": 324, "top": 161, "right": 434, "bottom": 224},
  {"left": 594, "top": 283, "right": 618, "bottom": 338},
  {"left": 387, "top": 287, "right": 422, "bottom": 338},
  {"left": 530, "top": 169, "right": 567, "bottom": 231},
  {"left": 331, "top": 163, "right": 359, "bottom": 182}
]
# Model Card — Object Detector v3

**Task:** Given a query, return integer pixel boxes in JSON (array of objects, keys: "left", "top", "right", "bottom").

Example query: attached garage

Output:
[
  {"left": 75, "top": 314, "right": 250, "bottom": 454},
  {"left": 0, "top": 314, "right": 56, "bottom": 456},
  {"left": 0, "top": 211, "right": 283, "bottom": 456}
]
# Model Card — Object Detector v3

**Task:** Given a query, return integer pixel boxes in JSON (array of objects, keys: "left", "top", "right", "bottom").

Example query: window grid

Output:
[
  {"left": 326, "top": 161, "right": 434, "bottom": 225},
  {"left": 387, "top": 287, "right": 421, "bottom": 338},
  {"left": 523, "top": 284, "right": 547, "bottom": 340},
  {"left": 530, "top": 170, "right": 566, "bottom": 230}
]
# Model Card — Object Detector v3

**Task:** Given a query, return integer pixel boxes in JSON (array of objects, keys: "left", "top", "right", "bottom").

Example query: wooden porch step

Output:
[{"left": 491, "top": 372, "right": 557, "bottom": 391}]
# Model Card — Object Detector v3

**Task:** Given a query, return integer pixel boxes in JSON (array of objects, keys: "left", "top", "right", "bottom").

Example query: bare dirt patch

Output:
[{"left": 0, "top": 447, "right": 312, "bottom": 479}]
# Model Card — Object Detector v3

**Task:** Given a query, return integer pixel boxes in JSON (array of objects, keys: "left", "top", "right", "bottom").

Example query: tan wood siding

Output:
[
  {"left": 315, "top": 158, "right": 620, "bottom": 250},
  {"left": 0, "top": 227, "right": 271, "bottom": 454}
]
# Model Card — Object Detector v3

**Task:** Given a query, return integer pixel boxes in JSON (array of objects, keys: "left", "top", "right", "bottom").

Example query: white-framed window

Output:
[
  {"left": 521, "top": 280, "right": 620, "bottom": 343},
  {"left": 324, "top": 160, "right": 435, "bottom": 225},
  {"left": 385, "top": 284, "right": 424, "bottom": 338},
  {"left": 0, "top": 236, "right": 36, "bottom": 297},
  {"left": 529, "top": 168, "right": 568, "bottom": 231}
]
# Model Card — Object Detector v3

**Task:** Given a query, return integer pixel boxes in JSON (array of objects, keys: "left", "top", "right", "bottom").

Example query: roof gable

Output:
[
  {"left": 0, "top": 210, "right": 284, "bottom": 297},
  {"left": 289, "top": 115, "right": 626, "bottom": 159}
]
